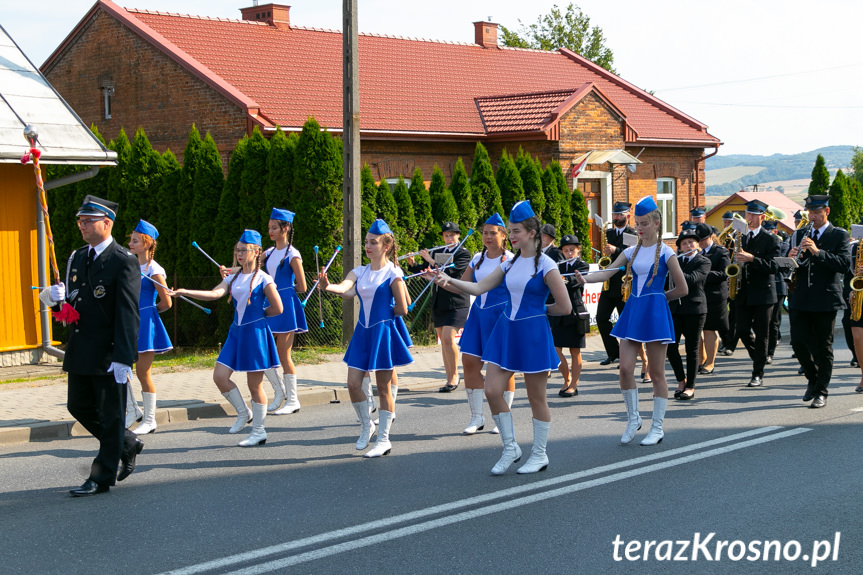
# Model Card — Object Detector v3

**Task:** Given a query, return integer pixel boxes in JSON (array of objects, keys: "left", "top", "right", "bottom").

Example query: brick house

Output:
[{"left": 42, "top": 0, "right": 721, "bottom": 247}]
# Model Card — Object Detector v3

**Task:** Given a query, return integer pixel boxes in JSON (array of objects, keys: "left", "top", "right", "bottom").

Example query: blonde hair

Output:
[
  {"left": 227, "top": 243, "right": 263, "bottom": 305},
  {"left": 504, "top": 216, "right": 542, "bottom": 277},
  {"left": 625, "top": 209, "right": 663, "bottom": 288}
]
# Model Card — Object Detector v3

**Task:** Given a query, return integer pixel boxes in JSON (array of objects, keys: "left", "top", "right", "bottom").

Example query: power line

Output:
[
  {"left": 655, "top": 62, "right": 863, "bottom": 93},
  {"left": 674, "top": 101, "right": 863, "bottom": 110}
]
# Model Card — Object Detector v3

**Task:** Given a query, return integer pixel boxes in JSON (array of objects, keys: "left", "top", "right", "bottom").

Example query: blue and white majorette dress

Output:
[
  {"left": 138, "top": 260, "right": 173, "bottom": 354},
  {"left": 263, "top": 245, "right": 309, "bottom": 334},
  {"left": 343, "top": 262, "right": 414, "bottom": 372},
  {"left": 459, "top": 250, "right": 513, "bottom": 358},
  {"left": 610, "top": 243, "right": 675, "bottom": 343},
  {"left": 481, "top": 254, "right": 560, "bottom": 373},
  {"left": 216, "top": 271, "right": 281, "bottom": 372}
]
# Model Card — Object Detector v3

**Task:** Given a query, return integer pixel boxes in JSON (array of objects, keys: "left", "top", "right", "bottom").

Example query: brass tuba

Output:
[{"left": 851, "top": 241, "right": 863, "bottom": 321}]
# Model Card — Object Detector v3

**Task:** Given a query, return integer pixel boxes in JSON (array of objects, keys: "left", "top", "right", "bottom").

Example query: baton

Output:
[
  {"left": 403, "top": 263, "right": 454, "bottom": 280},
  {"left": 408, "top": 228, "right": 474, "bottom": 312},
  {"left": 561, "top": 266, "right": 626, "bottom": 277},
  {"left": 191, "top": 241, "right": 221, "bottom": 269},
  {"left": 314, "top": 246, "right": 324, "bottom": 328},
  {"left": 141, "top": 273, "right": 212, "bottom": 314},
  {"left": 302, "top": 246, "right": 343, "bottom": 307},
  {"left": 397, "top": 242, "right": 457, "bottom": 261}
]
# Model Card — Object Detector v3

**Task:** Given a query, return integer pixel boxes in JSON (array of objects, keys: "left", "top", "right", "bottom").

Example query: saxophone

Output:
[
  {"left": 725, "top": 231, "right": 742, "bottom": 300},
  {"left": 789, "top": 212, "right": 811, "bottom": 295},
  {"left": 851, "top": 241, "right": 863, "bottom": 321},
  {"left": 598, "top": 221, "right": 612, "bottom": 291}
]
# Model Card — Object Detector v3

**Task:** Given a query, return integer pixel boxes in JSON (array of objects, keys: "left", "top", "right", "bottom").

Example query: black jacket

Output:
[
  {"left": 543, "top": 245, "right": 565, "bottom": 263},
  {"left": 408, "top": 246, "right": 471, "bottom": 311},
  {"left": 601, "top": 225, "right": 635, "bottom": 300},
  {"left": 701, "top": 243, "right": 730, "bottom": 303},
  {"left": 551, "top": 258, "right": 590, "bottom": 326},
  {"left": 668, "top": 254, "right": 711, "bottom": 315},
  {"left": 737, "top": 228, "right": 781, "bottom": 306},
  {"left": 59, "top": 240, "right": 141, "bottom": 375},
  {"left": 788, "top": 224, "right": 851, "bottom": 312}
]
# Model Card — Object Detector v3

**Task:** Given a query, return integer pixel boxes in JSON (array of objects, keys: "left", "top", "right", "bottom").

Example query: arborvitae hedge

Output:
[
  {"left": 550, "top": 162, "right": 574, "bottom": 236},
  {"left": 450, "top": 158, "right": 480, "bottom": 251},
  {"left": 470, "top": 142, "right": 503, "bottom": 220},
  {"left": 409, "top": 167, "right": 433, "bottom": 243},
  {"left": 214, "top": 136, "right": 247, "bottom": 266},
  {"left": 189, "top": 133, "right": 224, "bottom": 277},
  {"left": 541, "top": 164, "right": 560, "bottom": 232},
  {"left": 121, "top": 128, "right": 160, "bottom": 241},
  {"left": 265, "top": 127, "right": 298, "bottom": 231},
  {"left": 809, "top": 154, "right": 830, "bottom": 195},
  {"left": 828, "top": 169, "right": 852, "bottom": 230},
  {"left": 175, "top": 126, "right": 202, "bottom": 274},
  {"left": 516, "top": 148, "right": 545, "bottom": 220},
  {"left": 106, "top": 129, "right": 131, "bottom": 239},
  {"left": 360, "top": 164, "right": 378, "bottom": 235},
  {"left": 155, "top": 149, "right": 181, "bottom": 278},
  {"left": 497, "top": 149, "right": 524, "bottom": 215},
  {"left": 239, "top": 127, "right": 270, "bottom": 235},
  {"left": 571, "top": 185, "right": 592, "bottom": 262},
  {"left": 392, "top": 176, "right": 416, "bottom": 246},
  {"left": 376, "top": 179, "right": 398, "bottom": 227}
]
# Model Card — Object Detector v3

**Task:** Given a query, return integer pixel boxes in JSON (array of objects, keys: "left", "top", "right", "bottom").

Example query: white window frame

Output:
[
  {"left": 656, "top": 178, "right": 676, "bottom": 239},
  {"left": 385, "top": 177, "right": 411, "bottom": 193},
  {"left": 102, "top": 87, "right": 114, "bottom": 120}
]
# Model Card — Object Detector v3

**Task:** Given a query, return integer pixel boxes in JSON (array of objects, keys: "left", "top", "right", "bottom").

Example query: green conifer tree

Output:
[
  {"left": 392, "top": 176, "right": 416, "bottom": 237},
  {"left": 409, "top": 167, "right": 433, "bottom": 241},
  {"left": 496, "top": 149, "right": 525, "bottom": 215},
  {"left": 265, "top": 127, "right": 297, "bottom": 230},
  {"left": 541, "top": 164, "right": 561, "bottom": 232},
  {"left": 427, "top": 166, "right": 450, "bottom": 247},
  {"left": 360, "top": 164, "right": 378, "bottom": 234},
  {"left": 215, "top": 136, "right": 248, "bottom": 265},
  {"left": 239, "top": 127, "right": 270, "bottom": 233},
  {"left": 121, "top": 128, "right": 161, "bottom": 240},
  {"left": 809, "top": 154, "right": 831, "bottom": 195},
  {"left": 154, "top": 149, "right": 181, "bottom": 278},
  {"left": 470, "top": 142, "right": 503, "bottom": 219},
  {"left": 571, "top": 185, "right": 592, "bottom": 262},
  {"left": 188, "top": 133, "right": 224, "bottom": 277},
  {"left": 106, "top": 128, "right": 131, "bottom": 241},
  {"left": 450, "top": 158, "right": 479, "bottom": 251},
  {"left": 827, "top": 169, "right": 852, "bottom": 230},
  {"left": 550, "top": 161, "right": 574, "bottom": 236},
  {"left": 376, "top": 179, "right": 399, "bottom": 228},
  {"left": 175, "top": 125, "right": 203, "bottom": 273},
  {"left": 516, "top": 148, "right": 545, "bottom": 219},
  {"left": 848, "top": 179, "right": 863, "bottom": 226}
]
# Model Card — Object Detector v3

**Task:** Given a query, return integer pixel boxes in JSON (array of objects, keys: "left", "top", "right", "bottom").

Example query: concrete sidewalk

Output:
[{"left": 0, "top": 335, "right": 609, "bottom": 444}]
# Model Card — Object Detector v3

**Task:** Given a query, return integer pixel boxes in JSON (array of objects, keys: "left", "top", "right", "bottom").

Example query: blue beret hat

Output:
[
  {"left": 77, "top": 195, "right": 117, "bottom": 221},
  {"left": 805, "top": 195, "right": 829, "bottom": 210},
  {"left": 239, "top": 229, "right": 262, "bottom": 246},
  {"left": 484, "top": 213, "right": 506, "bottom": 228},
  {"left": 270, "top": 208, "right": 295, "bottom": 223},
  {"left": 134, "top": 219, "right": 159, "bottom": 239},
  {"left": 369, "top": 219, "right": 393, "bottom": 235},
  {"left": 634, "top": 196, "right": 658, "bottom": 216},
  {"left": 509, "top": 200, "right": 536, "bottom": 223},
  {"left": 745, "top": 199, "right": 768, "bottom": 214},
  {"left": 612, "top": 202, "right": 632, "bottom": 214}
]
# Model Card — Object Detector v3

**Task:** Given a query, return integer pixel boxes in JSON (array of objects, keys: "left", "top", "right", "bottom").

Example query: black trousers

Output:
[
  {"left": 596, "top": 292, "right": 625, "bottom": 360},
  {"left": 841, "top": 306, "right": 858, "bottom": 363},
  {"left": 736, "top": 303, "right": 774, "bottom": 377},
  {"left": 666, "top": 313, "right": 707, "bottom": 389},
  {"left": 790, "top": 309, "right": 837, "bottom": 397},
  {"left": 722, "top": 297, "right": 739, "bottom": 351},
  {"left": 767, "top": 295, "right": 785, "bottom": 356},
  {"left": 67, "top": 373, "right": 137, "bottom": 486}
]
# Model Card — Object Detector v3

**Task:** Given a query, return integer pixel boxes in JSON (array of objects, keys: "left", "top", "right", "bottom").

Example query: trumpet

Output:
[
  {"left": 397, "top": 242, "right": 457, "bottom": 261},
  {"left": 851, "top": 240, "right": 863, "bottom": 321}
]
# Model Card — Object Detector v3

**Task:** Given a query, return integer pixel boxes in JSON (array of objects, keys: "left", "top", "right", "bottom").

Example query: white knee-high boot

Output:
[
  {"left": 374, "top": 383, "right": 397, "bottom": 425},
  {"left": 265, "top": 368, "right": 286, "bottom": 412},
  {"left": 134, "top": 392, "right": 158, "bottom": 435},
  {"left": 238, "top": 402, "right": 267, "bottom": 446},
  {"left": 356, "top": 376, "right": 377, "bottom": 422},
  {"left": 517, "top": 418, "right": 550, "bottom": 474},
  {"left": 125, "top": 385, "right": 143, "bottom": 429},
  {"left": 640, "top": 397, "right": 667, "bottom": 446},
  {"left": 490, "top": 411, "right": 522, "bottom": 475},
  {"left": 352, "top": 401, "right": 376, "bottom": 450},
  {"left": 491, "top": 390, "right": 515, "bottom": 434},
  {"left": 620, "top": 388, "right": 642, "bottom": 444},
  {"left": 222, "top": 388, "right": 252, "bottom": 434},
  {"left": 463, "top": 388, "right": 485, "bottom": 434},
  {"left": 273, "top": 373, "right": 301, "bottom": 414},
  {"left": 365, "top": 410, "right": 393, "bottom": 458}
]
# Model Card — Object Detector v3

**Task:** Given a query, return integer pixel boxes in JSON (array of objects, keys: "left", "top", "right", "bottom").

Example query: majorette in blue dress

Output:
[
  {"left": 459, "top": 250, "right": 513, "bottom": 359},
  {"left": 263, "top": 245, "right": 309, "bottom": 334},
  {"left": 610, "top": 243, "right": 675, "bottom": 344},
  {"left": 216, "top": 271, "right": 282, "bottom": 372},
  {"left": 343, "top": 261, "right": 414, "bottom": 372},
  {"left": 138, "top": 260, "right": 173, "bottom": 354},
  {"left": 481, "top": 254, "right": 561, "bottom": 373}
]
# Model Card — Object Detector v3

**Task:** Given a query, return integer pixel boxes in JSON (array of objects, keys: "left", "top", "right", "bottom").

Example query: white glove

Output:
[
  {"left": 107, "top": 362, "right": 133, "bottom": 384},
  {"left": 38, "top": 282, "right": 65, "bottom": 307}
]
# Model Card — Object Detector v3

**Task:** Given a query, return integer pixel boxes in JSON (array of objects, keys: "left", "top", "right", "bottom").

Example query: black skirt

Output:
[
  {"left": 549, "top": 315, "right": 588, "bottom": 349},
  {"left": 703, "top": 299, "right": 729, "bottom": 332}
]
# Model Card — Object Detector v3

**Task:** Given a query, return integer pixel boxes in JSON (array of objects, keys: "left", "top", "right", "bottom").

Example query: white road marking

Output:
[{"left": 158, "top": 426, "right": 802, "bottom": 575}]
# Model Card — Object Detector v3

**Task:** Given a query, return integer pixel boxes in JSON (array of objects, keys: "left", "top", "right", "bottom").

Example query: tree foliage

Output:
[
  {"left": 392, "top": 176, "right": 416, "bottom": 247},
  {"left": 541, "top": 164, "right": 560, "bottom": 232},
  {"left": 500, "top": 3, "right": 616, "bottom": 73},
  {"left": 827, "top": 169, "right": 853, "bottom": 230},
  {"left": 449, "top": 158, "right": 480, "bottom": 251},
  {"left": 516, "top": 148, "right": 545, "bottom": 220},
  {"left": 265, "top": 127, "right": 298, "bottom": 228},
  {"left": 496, "top": 149, "right": 525, "bottom": 215},
  {"left": 375, "top": 179, "right": 398, "bottom": 227},
  {"left": 188, "top": 133, "right": 224, "bottom": 276},
  {"left": 360, "top": 164, "right": 378, "bottom": 235},
  {"left": 409, "top": 167, "right": 433, "bottom": 240},
  {"left": 470, "top": 142, "right": 503, "bottom": 220},
  {"left": 550, "top": 161, "right": 574, "bottom": 236},
  {"left": 809, "top": 153, "right": 830, "bottom": 195},
  {"left": 239, "top": 126, "right": 270, "bottom": 232},
  {"left": 571, "top": 185, "right": 592, "bottom": 262}
]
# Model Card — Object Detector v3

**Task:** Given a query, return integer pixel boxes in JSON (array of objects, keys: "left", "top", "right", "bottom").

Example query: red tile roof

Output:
[{"left": 48, "top": 1, "right": 721, "bottom": 146}]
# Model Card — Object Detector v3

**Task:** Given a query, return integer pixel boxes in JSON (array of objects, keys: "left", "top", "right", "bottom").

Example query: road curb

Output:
[{"left": 0, "top": 380, "right": 444, "bottom": 445}]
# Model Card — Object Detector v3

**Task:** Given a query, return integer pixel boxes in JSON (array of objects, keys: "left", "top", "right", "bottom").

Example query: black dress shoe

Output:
[
  {"left": 698, "top": 367, "right": 714, "bottom": 375},
  {"left": 802, "top": 389, "right": 815, "bottom": 402},
  {"left": 765, "top": 356, "right": 773, "bottom": 365},
  {"left": 747, "top": 376, "right": 763, "bottom": 387},
  {"left": 854, "top": 386, "right": 863, "bottom": 393},
  {"left": 721, "top": 349, "right": 734, "bottom": 356},
  {"left": 678, "top": 390, "right": 695, "bottom": 400},
  {"left": 560, "top": 388, "right": 578, "bottom": 398},
  {"left": 851, "top": 359, "right": 859, "bottom": 368},
  {"left": 118, "top": 438, "right": 144, "bottom": 482},
  {"left": 673, "top": 389, "right": 683, "bottom": 399},
  {"left": 600, "top": 357, "right": 618, "bottom": 366},
  {"left": 438, "top": 383, "right": 459, "bottom": 393},
  {"left": 70, "top": 479, "right": 109, "bottom": 497},
  {"left": 810, "top": 395, "right": 826, "bottom": 408}
]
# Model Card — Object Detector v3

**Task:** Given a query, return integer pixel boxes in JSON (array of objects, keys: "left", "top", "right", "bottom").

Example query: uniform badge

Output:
[
  {"left": 93, "top": 285, "right": 107, "bottom": 299},
  {"left": 69, "top": 289, "right": 79, "bottom": 301},
  {"left": 72, "top": 275, "right": 77, "bottom": 283}
]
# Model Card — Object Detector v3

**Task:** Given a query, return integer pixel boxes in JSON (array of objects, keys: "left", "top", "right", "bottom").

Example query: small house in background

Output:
[
  {"left": 706, "top": 191, "right": 802, "bottom": 235},
  {"left": 0, "top": 24, "right": 116, "bottom": 367}
]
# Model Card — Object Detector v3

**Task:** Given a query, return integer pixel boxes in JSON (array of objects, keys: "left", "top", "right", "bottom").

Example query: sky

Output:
[{"left": 3, "top": 0, "right": 862, "bottom": 158}]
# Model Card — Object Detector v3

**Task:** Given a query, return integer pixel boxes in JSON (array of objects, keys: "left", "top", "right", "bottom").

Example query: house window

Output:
[
  {"left": 656, "top": 178, "right": 676, "bottom": 238},
  {"left": 102, "top": 87, "right": 114, "bottom": 120},
  {"left": 385, "top": 178, "right": 411, "bottom": 192}
]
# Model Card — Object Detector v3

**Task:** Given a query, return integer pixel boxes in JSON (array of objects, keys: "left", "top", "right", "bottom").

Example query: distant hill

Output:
[{"left": 705, "top": 145, "right": 856, "bottom": 196}]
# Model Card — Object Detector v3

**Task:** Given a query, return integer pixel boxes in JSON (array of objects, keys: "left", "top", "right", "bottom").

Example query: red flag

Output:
[{"left": 570, "top": 153, "right": 591, "bottom": 179}]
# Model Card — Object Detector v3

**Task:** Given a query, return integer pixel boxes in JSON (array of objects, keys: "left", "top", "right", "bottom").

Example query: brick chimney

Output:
[
  {"left": 474, "top": 21, "right": 498, "bottom": 48},
  {"left": 240, "top": 3, "right": 291, "bottom": 31}
]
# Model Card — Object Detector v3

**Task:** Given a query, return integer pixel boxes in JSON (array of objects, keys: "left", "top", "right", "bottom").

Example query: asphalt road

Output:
[{"left": 2, "top": 344, "right": 862, "bottom": 574}]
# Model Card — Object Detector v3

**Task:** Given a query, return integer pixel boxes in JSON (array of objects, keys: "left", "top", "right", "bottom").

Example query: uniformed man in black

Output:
[
  {"left": 787, "top": 195, "right": 851, "bottom": 408},
  {"left": 40, "top": 195, "right": 142, "bottom": 496},
  {"left": 734, "top": 199, "right": 780, "bottom": 387},
  {"left": 411, "top": 222, "right": 471, "bottom": 392},
  {"left": 689, "top": 207, "right": 707, "bottom": 225},
  {"left": 764, "top": 219, "right": 792, "bottom": 363},
  {"left": 596, "top": 202, "right": 633, "bottom": 365},
  {"left": 718, "top": 211, "right": 739, "bottom": 356},
  {"left": 540, "top": 224, "right": 565, "bottom": 263}
]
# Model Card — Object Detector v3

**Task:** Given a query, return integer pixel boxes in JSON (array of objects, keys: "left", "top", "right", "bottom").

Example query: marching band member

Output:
[
  {"left": 694, "top": 223, "right": 730, "bottom": 376},
  {"left": 173, "top": 230, "right": 283, "bottom": 445},
  {"left": 718, "top": 211, "right": 738, "bottom": 357},
  {"left": 847, "top": 236, "right": 863, "bottom": 393},
  {"left": 576, "top": 196, "right": 687, "bottom": 446},
  {"left": 596, "top": 202, "right": 634, "bottom": 366},
  {"left": 262, "top": 208, "right": 308, "bottom": 415},
  {"left": 410, "top": 222, "right": 471, "bottom": 393},
  {"left": 733, "top": 200, "right": 780, "bottom": 388},
  {"left": 434, "top": 201, "right": 570, "bottom": 474},
  {"left": 550, "top": 234, "right": 590, "bottom": 398},
  {"left": 128, "top": 220, "right": 172, "bottom": 435},
  {"left": 438, "top": 213, "right": 515, "bottom": 435},
  {"left": 667, "top": 230, "right": 710, "bottom": 400},
  {"left": 540, "top": 224, "right": 565, "bottom": 262},
  {"left": 787, "top": 195, "right": 851, "bottom": 407},
  {"left": 763, "top": 219, "right": 791, "bottom": 364},
  {"left": 320, "top": 219, "right": 412, "bottom": 457}
]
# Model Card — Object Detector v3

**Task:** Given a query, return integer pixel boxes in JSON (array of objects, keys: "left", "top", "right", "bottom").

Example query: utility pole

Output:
[{"left": 342, "top": 0, "right": 361, "bottom": 344}]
